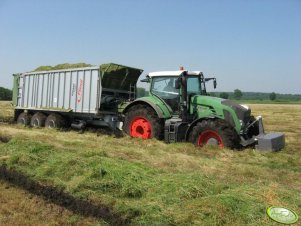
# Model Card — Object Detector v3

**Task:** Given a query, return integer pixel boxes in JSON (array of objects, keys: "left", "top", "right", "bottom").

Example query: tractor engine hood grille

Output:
[{"left": 222, "top": 100, "right": 251, "bottom": 123}]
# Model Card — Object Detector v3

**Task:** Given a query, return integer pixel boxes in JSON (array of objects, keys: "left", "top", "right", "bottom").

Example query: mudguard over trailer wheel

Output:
[
  {"left": 190, "top": 119, "right": 239, "bottom": 149},
  {"left": 123, "top": 105, "right": 163, "bottom": 139},
  {"left": 17, "top": 112, "right": 32, "bottom": 126},
  {"left": 45, "top": 113, "right": 65, "bottom": 129},
  {"left": 30, "top": 112, "right": 47, "bottom": 128}
]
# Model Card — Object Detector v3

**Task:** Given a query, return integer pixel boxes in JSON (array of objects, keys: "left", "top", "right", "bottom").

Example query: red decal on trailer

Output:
[{"left": 77, "top": 79, "right": 83, "bottom": 103}]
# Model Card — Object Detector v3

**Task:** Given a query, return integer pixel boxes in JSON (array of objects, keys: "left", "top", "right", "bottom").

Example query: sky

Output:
[{"left": 0, "top": 0, "right": 300, "bottom": 94}]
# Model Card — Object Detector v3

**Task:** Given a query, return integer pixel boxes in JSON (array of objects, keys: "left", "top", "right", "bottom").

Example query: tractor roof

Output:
[{"left": 148, "top": 70, "right": 201, "bottom": 77}]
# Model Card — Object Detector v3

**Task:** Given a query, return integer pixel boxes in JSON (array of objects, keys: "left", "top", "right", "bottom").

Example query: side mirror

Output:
[
  {"left": 175, "top": 78, "right": 181, "bottom": 89},
  {"left": 214, "top": 79, "right": 217, "bottom": 89},
  {"left": 140, "top": 76, "right": 150, "bottom": 83}
]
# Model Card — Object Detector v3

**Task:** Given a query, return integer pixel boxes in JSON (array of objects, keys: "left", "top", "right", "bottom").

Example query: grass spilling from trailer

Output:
[{"left": 0, "top": 101, "right": 301, "bottom": 225}]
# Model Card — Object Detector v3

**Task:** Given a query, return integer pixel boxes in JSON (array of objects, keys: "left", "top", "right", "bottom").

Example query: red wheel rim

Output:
[
  {"left": 197, "top": 130, "right": 224, "bottom": 148},
  {"left": 130, "top": 117, "right": 152, "bottom": 139}
]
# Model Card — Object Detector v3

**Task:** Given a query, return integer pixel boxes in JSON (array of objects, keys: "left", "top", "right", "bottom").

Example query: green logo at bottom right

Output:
[{"left": 267, "top": 206, "right": 298, "bottom": 224}]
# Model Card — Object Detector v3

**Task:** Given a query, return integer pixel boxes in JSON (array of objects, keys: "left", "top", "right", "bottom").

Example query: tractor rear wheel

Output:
[
  {"left": 17, "top": 112, "right": 32, "bottom": 126},
  {"left": 30, "top": 112, "right": 47, "bottom": 128},
  {"left": 190, "top": 119, "right": 239, "bottom": 149},
  {"left": 45, "top": 113, "right": 65, "bottom": 129},
  {"left": 124, "top": 105, "right": 163, "bottom": 139}
]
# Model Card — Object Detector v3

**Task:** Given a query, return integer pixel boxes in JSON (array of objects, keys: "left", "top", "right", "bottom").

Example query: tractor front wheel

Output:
[
  {"left": 124, "top": 105, "right": 163, "bottom": 139},
  {"left": 190, "top": 119, "right": 239, "bottom": 149}
]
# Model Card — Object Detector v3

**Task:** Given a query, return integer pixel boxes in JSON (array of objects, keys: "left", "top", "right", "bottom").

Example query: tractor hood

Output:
[
  {"left": 100, "top": 63, "right": 143, "bottom": 91},
  {"left": 190, "top": 95, "right": 251, "bottom": 132},
  {"left": 221, "top": 99, "right": 251, "bottom": 123},
  {"left": 191, "top": 96, "right": 251, "bottom": 123},
  {"left": 191, "top": 95, "right": 223, "bottom": 107}
]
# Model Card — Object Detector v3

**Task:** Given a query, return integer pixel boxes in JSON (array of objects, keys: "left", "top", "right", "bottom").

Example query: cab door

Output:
[{"left": 151, "top": 76, "right": 180, "bottom": 112}]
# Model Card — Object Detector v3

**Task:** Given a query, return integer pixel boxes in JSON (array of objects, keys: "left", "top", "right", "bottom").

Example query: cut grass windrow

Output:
[{"left": 0, "top": 164, "right": 131, "bottom": 226}]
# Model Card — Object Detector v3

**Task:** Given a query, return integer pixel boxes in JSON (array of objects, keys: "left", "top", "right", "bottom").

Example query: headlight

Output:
[{"left": 239, "top": 120, "right": 243, "bottom": 126}]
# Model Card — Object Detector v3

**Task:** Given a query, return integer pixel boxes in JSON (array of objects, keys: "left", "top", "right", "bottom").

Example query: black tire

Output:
[
  {"left": 17, "top": 112, "right": 32, "bottom": 126},
  {"left": 30, "top": 112, "right": 47, "bottom": 128},
  {"left": 123, "top": 104, "right": 163, "bottom": 139},
  {"left": 45, "top": 113, "right": 65, "bottom": 129},
  {"left": 190, "top": 119, "right": 239, "bottom": 149}
]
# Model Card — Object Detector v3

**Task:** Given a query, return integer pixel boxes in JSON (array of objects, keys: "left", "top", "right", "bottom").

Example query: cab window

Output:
[
  {"left": 152, "top": 77, "right": 179, "bottom": 98},
  {"left": 187, "top": 77, "right": 202, "bottom": 95},
  {"left": 151, "top": 76, "right": 179, "bottom": 111}
]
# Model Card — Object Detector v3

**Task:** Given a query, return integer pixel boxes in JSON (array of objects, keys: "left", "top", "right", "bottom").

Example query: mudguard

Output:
[{"left": 122, "top": 96, "right": 172, "bottom": 119}]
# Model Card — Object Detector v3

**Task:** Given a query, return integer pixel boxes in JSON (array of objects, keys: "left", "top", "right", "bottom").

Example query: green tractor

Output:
[{"left": 121, "top": 69, "right": 285, "bottom": 150}]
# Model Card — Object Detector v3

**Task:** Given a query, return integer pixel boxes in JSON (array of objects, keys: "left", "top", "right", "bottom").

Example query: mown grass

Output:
[
  {"left": 0, "top": 101, "right": 300, "bottom": 225},
  {"left": 0, "top": 181, "right": 105, "bottom": 226},
  {"left": 0, "top": 101, "right": 14, "bottom": 123},
  {"left": 237, "top": 99, "right": 301, "bottom": 105}
]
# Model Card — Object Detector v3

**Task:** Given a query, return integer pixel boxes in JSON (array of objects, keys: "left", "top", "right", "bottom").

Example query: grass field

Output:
[
  {"left": 236, "top": 99, "right": 301, "bottom": 105},
  {"left": 0, "top": 181, "right": 105, "bottom": 226},
  {"left": 0, "top": 101, "right": 300, "bottom": 225}
]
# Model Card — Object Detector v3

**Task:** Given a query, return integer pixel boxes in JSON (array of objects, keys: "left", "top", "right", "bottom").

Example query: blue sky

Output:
[{"left": 0, "top": 0, "right": 300, "bottom": 94}]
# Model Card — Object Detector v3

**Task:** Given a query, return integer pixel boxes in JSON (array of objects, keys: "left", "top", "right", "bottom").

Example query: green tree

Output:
[
  {"left": 0, "top": 87, "right": 12, "bottom": 100},
  {"left": 234, "top": 89, "right": 243, "bottom": 100},
  {"left": 220, "top": 92, "right": 229, "bottom": 99},
  {"left": 269, "top": 92, "right": 276, "bottom": 101}
]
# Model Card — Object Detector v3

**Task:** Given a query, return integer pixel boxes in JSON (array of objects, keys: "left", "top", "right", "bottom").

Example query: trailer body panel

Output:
[{"left": 16, "top": 67, "right": 101, "bottom": 114}]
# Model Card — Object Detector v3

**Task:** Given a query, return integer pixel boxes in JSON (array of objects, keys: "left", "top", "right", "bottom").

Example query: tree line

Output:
[
  {"left": 212, "top": 89, "right": 301, "bottom": 101},
  {"left": 0, "top": 87, "right": 12, "bottom": 100}
]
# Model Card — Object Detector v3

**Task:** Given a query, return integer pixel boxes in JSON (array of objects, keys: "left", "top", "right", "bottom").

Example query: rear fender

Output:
[{"left": 123, "top": 98, "right": 171, "bottom": 119}]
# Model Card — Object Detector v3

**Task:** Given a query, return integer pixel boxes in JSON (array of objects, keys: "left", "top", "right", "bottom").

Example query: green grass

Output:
[
  {"left": 0, "top": 101, "right": 301, "bottom": 225},
  {"left": 0, "top": 181, "right": 105, "bottom": 226}
]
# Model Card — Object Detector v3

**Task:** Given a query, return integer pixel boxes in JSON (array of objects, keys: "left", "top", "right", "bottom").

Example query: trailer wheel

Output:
[
  {"left": 45, "top": 114, "right": 65, "bottom": 129},
  {"left": 124, "top": 105, "right": 163, "bottom": 139},
  {"left": 17, "top": 112, "right": 32, "bottom": 126},
  {"left": 30, "top": 112, "right": 47, "bottom": 128},
  {"left": 190, "top": 119, "right": 239, "bottom": 149}
]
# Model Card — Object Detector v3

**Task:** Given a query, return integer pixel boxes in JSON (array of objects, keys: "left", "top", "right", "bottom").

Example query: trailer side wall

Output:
[{"left": 16, "top": 67, "right": 100, "bottom": 114}]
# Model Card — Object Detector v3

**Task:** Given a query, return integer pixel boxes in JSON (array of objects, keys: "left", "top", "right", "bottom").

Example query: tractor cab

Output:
[{"left": 144, "top": 70, "right": 216, "bottom": 114}]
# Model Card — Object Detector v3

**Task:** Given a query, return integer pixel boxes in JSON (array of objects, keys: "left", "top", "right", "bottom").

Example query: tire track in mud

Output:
[{"left": 0, "top": 164, "right": 133, "bottom": 226}]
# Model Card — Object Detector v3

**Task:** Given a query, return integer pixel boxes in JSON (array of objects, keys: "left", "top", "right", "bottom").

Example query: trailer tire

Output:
[
  {"left": 17, "top": 112, "right": 32, "bottom": 126},
  {"left": 190, "top": 119, "right": 239, "bottom": 149},
  {"left": 124, "top": 104, "right": 163, "bottom": 139},
  {"left": 45, "top": 114, "right": 65, "bottom": 129},
  {"left": 30, "top": 112, "right": 47, "bottom": 128}
]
